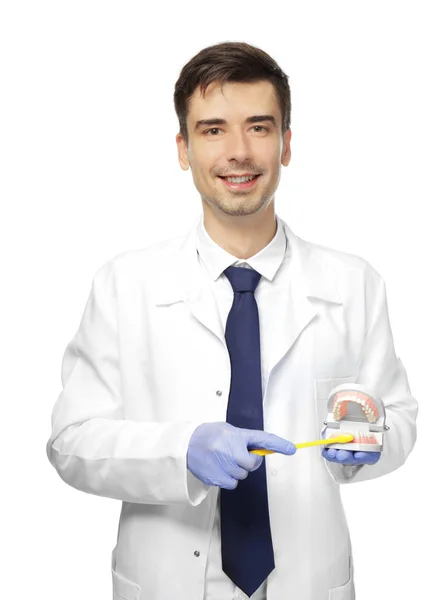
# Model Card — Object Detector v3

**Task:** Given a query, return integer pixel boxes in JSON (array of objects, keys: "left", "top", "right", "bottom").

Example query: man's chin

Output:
[{"left": 213, "top": 198, "right": 266, "bottom": 217}]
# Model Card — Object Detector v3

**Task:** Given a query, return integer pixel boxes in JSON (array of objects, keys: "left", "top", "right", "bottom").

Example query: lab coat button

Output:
[
  {"left": 271, "top": 469, "right": 277, "bottom": 476},
  {"left": 194, "top": 550, "right": 200, "bottom": 557},
  {"left": 216, "top": 390, "right": 223, "bottom": 396}
]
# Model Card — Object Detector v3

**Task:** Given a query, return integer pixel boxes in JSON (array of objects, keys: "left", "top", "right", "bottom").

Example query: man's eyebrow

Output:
[{"left": 194, "top": 115, "right": 277, "bottom": 131}]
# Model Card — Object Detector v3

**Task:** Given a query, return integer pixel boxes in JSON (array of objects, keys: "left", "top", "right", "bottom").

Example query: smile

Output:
[{"left": 218, "top": 174, "right": 261, "bottom": 190}]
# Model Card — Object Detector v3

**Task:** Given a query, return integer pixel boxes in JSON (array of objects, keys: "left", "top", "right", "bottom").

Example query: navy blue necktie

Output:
[{"left": 220, "top": 265, "right": 275, "bottom": 597}]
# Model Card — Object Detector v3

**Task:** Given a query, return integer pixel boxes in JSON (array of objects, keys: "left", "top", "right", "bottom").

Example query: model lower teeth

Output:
[{"left": 329, "top": 431, "right": 378, "bottom": 444}]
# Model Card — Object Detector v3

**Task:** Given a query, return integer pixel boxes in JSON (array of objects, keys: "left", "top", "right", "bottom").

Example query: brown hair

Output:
[{"left": 174, "top": 41, "right": 291, "bottom": 144}]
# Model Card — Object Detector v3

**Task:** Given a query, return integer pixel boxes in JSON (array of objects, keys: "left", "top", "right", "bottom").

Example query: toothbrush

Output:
[{"left": 249, "top": 433, "right": 355, "bottom": 456}]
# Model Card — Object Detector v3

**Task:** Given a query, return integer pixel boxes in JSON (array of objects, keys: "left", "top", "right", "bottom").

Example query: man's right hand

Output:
[{"left": 186, "top": 422, "right": 296, "bottom": 489}]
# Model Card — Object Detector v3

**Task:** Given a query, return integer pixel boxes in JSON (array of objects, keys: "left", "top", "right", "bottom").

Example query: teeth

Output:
[
  {"left": 333, "top": 393, "right": 379, "bottom": 423},
  {"left": 225, "top": 175, "right": 257, "bottom": 183},
  {"left": 332, "top": 431, "right": 378, "bottom": 444}
]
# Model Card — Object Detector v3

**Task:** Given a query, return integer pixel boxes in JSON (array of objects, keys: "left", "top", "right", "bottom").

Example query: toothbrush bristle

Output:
[{"left": 330, "top": 431, "right": 377, "bottom": 444}]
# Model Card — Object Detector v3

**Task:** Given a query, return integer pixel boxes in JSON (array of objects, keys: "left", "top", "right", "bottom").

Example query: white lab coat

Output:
[{"left": 46, "top": 215, "right": 417, "bottom": 600}]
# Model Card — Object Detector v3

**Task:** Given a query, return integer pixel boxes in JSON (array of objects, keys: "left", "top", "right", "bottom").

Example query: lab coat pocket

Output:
[
  {"left": 314, "top": 375, "right": 357, "bottom": 435},
  {"left": 111, "top": 547, "right": 141, "bottom": 600},
  {"left": 328, "top": 554, "right": 355, "bottom": 599}
]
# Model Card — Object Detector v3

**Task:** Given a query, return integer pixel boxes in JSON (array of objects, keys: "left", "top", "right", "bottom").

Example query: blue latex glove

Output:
[
  {"left": 321, "top": 427, "right": 381, "bottom": 465},
  {"left": 321, "top": 447, "right": 381, "bottom": 465},
  {"left": 187, "top": 422, "right": 296, "bottom": 490}
]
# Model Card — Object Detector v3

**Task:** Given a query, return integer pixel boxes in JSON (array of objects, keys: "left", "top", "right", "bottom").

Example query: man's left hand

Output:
[{"left": 322, "top": 448, "right": 381, "bottom": 465}]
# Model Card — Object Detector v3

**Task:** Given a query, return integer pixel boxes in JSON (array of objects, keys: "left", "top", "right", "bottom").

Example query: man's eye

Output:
[{"left": 204, "top": 128, "right": 221, "bottom": 135}]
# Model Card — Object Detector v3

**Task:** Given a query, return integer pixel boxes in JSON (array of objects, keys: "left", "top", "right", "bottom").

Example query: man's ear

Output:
[
  {"left": 176, "top": 132, "right": 190, "bottom": 171},
  {"left": 281, "top": 128, "right": 292, "bottom": 167}
]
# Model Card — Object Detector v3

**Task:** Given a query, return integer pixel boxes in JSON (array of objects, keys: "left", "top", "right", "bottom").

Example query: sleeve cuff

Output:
[
  {"left": 324, "top": 460, "right": 366, "bottom": 483},
  {"left": 185, "top": 468, "right": 212, "bottom": 505}
]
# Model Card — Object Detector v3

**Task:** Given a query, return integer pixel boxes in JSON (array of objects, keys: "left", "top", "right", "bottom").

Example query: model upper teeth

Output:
[
  {"left": 225, "top": 175, "right": 257, "bottom": 183},
  {"left": 332, "top": 391, "right": 379, "bottom": 424}
]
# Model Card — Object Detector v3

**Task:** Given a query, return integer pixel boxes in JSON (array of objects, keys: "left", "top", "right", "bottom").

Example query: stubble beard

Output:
[{"left": 203, "top": 187, "right": 271, "bottom": 217}]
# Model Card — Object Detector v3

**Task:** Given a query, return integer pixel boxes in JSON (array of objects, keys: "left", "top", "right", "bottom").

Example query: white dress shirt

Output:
[{"left": 195, "top": 215, "right": 288, "bottom": 600}]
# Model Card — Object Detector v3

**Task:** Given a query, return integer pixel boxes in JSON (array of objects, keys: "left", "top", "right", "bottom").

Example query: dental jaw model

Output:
[{"left": 322, "top": 383, "right": 389, "bottom": 452}]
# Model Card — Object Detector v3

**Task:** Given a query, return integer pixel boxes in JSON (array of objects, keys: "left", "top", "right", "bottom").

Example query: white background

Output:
[{"left": 1, "top": 1, "right": 439, "bottom": 598}]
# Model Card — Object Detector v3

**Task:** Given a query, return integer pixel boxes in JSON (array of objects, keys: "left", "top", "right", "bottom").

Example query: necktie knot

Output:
[{"left": 224, "top": 265, "right": 262, "bottom": 294}]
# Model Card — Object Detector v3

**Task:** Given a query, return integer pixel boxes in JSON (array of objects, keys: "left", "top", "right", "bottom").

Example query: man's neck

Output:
[{"left": 203, "top": 211, "right": 277, "bottom": 260}]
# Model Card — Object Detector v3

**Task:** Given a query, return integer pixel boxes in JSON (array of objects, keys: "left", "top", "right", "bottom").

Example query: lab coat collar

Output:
[
  {"left": 153, "top": 214, "right": 342, "bottom": 307},
  {"left": 154, "top": 215, "right": 342, "bottom": 387}
]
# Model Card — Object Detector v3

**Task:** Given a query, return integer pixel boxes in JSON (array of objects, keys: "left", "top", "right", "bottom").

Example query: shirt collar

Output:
[{"left": 195, "top": 214, "right": 287, "bottom": 282}]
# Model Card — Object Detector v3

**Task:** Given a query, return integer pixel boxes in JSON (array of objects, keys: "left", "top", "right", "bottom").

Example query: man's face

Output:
[{"left": 176, "top": 80, "right": 291, "bottom": 217}]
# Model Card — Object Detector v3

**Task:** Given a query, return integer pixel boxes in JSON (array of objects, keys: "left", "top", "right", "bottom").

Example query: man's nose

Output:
[{"left": 224, "top": 130, "right": 252, "bottom": 163}]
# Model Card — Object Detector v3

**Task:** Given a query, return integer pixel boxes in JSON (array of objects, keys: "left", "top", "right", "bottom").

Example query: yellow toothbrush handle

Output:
[
  {"left": 249, "top": 435, "right": 354, "bottom": 455},
  {"left": 296, "top": 438, "right": 339, "bottom": 449}
]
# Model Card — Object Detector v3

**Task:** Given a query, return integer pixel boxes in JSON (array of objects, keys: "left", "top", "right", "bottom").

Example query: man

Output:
[{"left": 46, "top": 41, "right": 417, "bottom": 600}]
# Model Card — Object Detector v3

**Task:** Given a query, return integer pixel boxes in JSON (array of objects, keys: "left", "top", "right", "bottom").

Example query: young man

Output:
[{"left": 46, "top": 41, "right": 417, "bottom": 600}]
